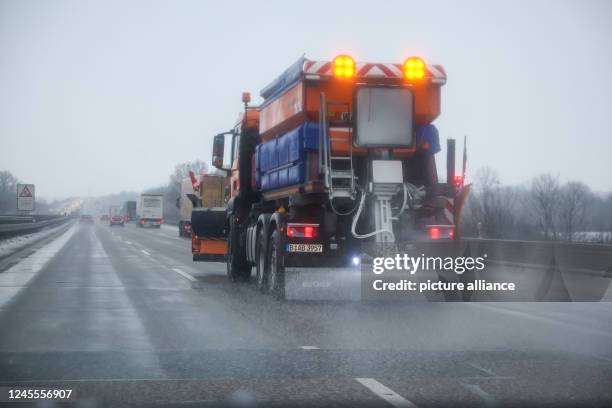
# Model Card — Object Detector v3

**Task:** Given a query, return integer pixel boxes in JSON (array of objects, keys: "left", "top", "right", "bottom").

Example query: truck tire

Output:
[
  {"left": 255, "top": 228, "right": 267, "bottom": 293},
  {"left": 227, "top": 216, "right": 250, "bottom": 282},
  {"left": 178, "top": 222, "right": 183, "bottom": 237},
  {"left": 266, "top": 229, "right": 285, "bottom": 300}
]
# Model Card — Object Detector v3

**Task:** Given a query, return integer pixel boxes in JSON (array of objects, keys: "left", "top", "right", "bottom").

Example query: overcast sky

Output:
[{"left": 1, "top": 0, "right": 611, "bottom": 199}]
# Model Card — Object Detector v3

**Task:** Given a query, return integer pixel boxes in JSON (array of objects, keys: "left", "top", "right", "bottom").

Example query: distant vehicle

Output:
[
  {"left": 109, "top": 206, "right": 124, "bottom": 227},
  {"left": 122, "top": 200, "right": 137, "bottom": 222},
  {"left": 80, "top": 214, "right": 94, "bottom": 223},
  {"left": 138, "top": 194, "right": 163, "bottom": 228},
  {"left": 100, "top": 214, "right": 110, "bottom": 222}
]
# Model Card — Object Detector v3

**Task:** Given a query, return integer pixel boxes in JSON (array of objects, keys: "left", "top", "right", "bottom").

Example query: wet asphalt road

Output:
[{"left": 0, "top": 222, "right": 611, "bottom": 407}]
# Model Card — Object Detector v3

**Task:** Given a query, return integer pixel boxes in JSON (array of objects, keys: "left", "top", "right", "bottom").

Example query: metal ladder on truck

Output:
[{"left": 319, "top": 93, "right": 356, "bottom": 199}]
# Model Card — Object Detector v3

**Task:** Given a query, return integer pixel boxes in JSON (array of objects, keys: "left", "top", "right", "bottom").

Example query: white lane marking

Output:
[
  {"left": 0, "top": 225, "right": 78, "bottom": 308},
  {"left": 593, "top": 354, "right": 612, "bottom": 363},
  {"left": 300, "top": 346, "right": 320, "bottom": 350},
  {"left": 89, "top": 227, "right": 165, "bottom": 374},
  {"left": 171, "top": 268, "right": 197, "bottom": 282},
  {"left": 468, "top": 362, "right": 497, "bottom": 377},
  {"left": 473, "top": 303, "right": 612, "bottom": 339},
  {"left": 141, "top": 250, "right": 151, "bottom": 256},
  {"left": 355, "top": 378, "right": 418, "bottom": 408},
  {"left": 461, "top": 383, "right": 499, "bottom": 408}
]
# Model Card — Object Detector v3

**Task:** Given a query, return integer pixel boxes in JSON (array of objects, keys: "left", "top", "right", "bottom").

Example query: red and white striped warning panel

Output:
[
  {"left": 303, "top": 60, "right": 447, "bottom": 84},
  {"left": 443, "top": 197, "right": 455, "bottom": 225}
]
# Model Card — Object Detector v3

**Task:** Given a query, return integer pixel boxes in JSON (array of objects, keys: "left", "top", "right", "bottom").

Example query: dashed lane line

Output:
[
  {"left": 461, "top": 382, "right": 499, "bottom": 408},
  {"left": 171, "top": 267, "right": 198, "bottom": 282},
  {"left": 468, "top": 362, "right": 497, "bottom": 377},
  {"left": 355, "top": 378, "right": 418, "bottom": 408},
  {"left": 300, "top": 346, "right": 320, "bottom": 350},
  {"left": 108, "top": 229, "right": 197, "bottom": 284}
]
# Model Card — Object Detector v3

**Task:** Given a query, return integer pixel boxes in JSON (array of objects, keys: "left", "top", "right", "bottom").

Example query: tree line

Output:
[
  {"left": 462, "top": 167, "right": 612, "bottom": 243},
  {"left": 4, "top": 164, "right": 611, "bottom": 243}
]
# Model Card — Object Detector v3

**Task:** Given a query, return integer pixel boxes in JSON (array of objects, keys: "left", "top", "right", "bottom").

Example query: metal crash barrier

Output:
[{"left": 0, "top": 214, "right": 73, "bottom": 238}]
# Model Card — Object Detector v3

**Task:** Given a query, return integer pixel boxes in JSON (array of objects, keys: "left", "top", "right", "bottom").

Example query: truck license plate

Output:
[{"left": 286, "top": 243, "right": 323, "bottom": 253}]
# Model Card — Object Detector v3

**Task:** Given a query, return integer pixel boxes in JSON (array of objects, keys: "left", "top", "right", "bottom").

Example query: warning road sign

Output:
[
  {"left": 19, "top": 185, "right": 33, "bottom": 197},
  {"left": 17, "top": 184, "right": 35, "bottom": 211}
]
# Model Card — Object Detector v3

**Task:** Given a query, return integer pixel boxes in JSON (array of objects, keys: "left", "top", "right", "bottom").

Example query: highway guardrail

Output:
[
  {"left": 456, "top": 238, "right": 612, "bottom": 301},
  {"left": 0, "top": 214, "right": 74, "bottom": 238}
]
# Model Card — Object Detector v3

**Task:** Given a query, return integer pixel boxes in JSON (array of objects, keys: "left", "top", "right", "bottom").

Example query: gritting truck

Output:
[
  {"left": 191, "top": 55, "right": 470, "bottom": 298},
  {"left": 180, "top": 173, "right": 229, "bottom": 238}
]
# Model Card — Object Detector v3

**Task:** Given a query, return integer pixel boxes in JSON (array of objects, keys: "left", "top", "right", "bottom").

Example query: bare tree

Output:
[
  {"left": 558, "top": 181, "right": 590, "bottom": 242},
  {"left": 531, "top": 174, "right": 560, "bottom": 240},
  {"left": 465, "top": 167, "right": 518, "bottom": 238},
  {"left": 462, "top": 168, "right": 610, "bottom": 241},
  {"left": 169, "top": 160, "right": 209, "bottom": 187},
  {"left": 0, "top": 170, "right": 19, "bottom": 194},
  {"left": 0, "top": 170, "right": 20, "bottom": 213},
  {"left": 598, "top": 193, "right": 612, "bottom": 243}
]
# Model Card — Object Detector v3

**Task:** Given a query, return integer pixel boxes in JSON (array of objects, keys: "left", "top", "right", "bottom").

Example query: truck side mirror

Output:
[
  {"left": 212, "top": 134, "right": 225, "bottom": 169},
  {"left": 212, "top": 132, "right": 233, "bottom": 171}
]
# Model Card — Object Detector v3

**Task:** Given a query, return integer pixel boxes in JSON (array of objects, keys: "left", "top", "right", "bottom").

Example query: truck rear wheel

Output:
[
  {"left": 255, "top": 228, "right": 267, "bottom": 293},
  {"left": 266, "top": 229, "right": 285, "bottom": 300},
  {"left": 178, "top": 222, "right": 183, "bottom": 237},
  {"left": 227, "top": 216, "right": 250, "bottom": 282}
]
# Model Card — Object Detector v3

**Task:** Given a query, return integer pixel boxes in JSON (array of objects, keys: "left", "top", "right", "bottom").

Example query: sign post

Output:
[{"left": 16, "top": 184, "right": 35, "bottom": 213}]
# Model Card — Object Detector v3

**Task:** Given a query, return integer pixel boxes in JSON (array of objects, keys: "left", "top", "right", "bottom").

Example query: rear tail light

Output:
[
  {"left": 287, "top": 223, "right": 319, "bottom": 239},
  {"left": 429, "top": 227, "right": 440, "bottom": 240},
  {"left": 427, "top": 225, "right": 455, "bottom": 240},
  {"left": 453, "top": 175, "right": 464, "bottom": 187}
]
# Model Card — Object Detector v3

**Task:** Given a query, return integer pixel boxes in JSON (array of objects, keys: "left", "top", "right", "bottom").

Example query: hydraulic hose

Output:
[
  {"left": 350, "top": 187, "right": 395, "bottom": 240},
  {"left": 392, "top": 183, "right": 409, "bottom": 220}
]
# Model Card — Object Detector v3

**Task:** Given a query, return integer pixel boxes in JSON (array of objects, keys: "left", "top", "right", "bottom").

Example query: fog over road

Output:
[{"left": 0, "top": 222, "right": 611, "bottom": 406}]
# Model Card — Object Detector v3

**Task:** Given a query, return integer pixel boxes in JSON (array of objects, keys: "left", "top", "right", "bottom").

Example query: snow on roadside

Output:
[
  {"left": 0, "top": 222, "right": 75, "bottom": 259},
  {"left": 573, "top": 231, "right": 612, "bottom": 244}
]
